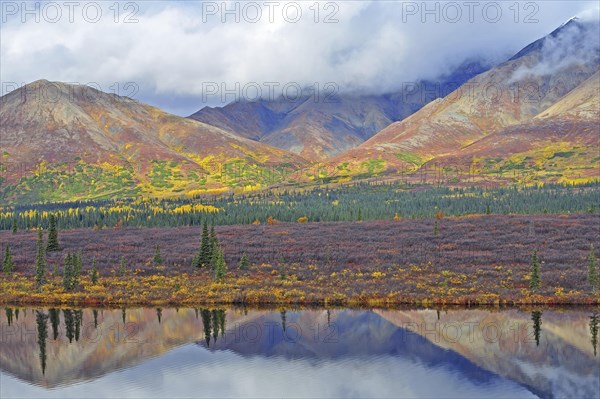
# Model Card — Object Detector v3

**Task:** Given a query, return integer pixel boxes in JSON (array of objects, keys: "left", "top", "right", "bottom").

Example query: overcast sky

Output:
[{"left": 1, "top": 1, "right": 598, "bottom": 115}]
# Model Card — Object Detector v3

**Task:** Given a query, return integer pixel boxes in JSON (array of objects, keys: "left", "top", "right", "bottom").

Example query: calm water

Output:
[{"left": 0, "top": 307, "right": 598, "bottom": 399}]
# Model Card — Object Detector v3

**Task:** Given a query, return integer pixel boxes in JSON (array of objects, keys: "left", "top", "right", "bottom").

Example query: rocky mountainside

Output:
[
  {"left": 333, "top": 18, "right": 599, "bottom": 180},
  {"left": 189, "top": 61, "right": 489, "bottom": 161}
]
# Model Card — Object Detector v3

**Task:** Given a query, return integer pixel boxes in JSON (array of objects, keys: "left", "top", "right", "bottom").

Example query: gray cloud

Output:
[{"left": 0, "top": 1, "right": 598, "bottom": 115}]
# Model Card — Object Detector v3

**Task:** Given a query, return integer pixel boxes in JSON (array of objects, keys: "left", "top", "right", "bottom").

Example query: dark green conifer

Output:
[
  {"left": 35, "top": 230, "right": 46, "bottom": 289},
  {"left": 3, "top": 245, "right": 14, "bottom": 274},
  {"left": 46, "top": 214, "right": 60, "bottom": 252}
]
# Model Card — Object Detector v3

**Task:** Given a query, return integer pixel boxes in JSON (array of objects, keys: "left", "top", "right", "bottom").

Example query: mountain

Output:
[
  {"left": 0, "top": 81, "right": 305, "bottom": 203},
  {"left": 429, "top": 71, "right": 600, "bottom": 183},
  {"left": 333, "top": 18, "right": 600, "bottom": 180},
  {"left": 189, "top": 61, "right": 489, "bottom": 161}
]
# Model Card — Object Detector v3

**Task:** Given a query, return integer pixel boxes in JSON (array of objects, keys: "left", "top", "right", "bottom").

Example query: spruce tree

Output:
[
  {"left": 63, "top": 253, "right": 73, "bottom": 291},
  {"left": 198, "top": 222, "right": 211, "bottom": 268},
  {"left": 3, "top": 245, "right": 14, "bottom": 274},
  {"left": 90, "top": 257, "right": 99, "bottom": 284},
  {"left": 46, "top": 214, "right": 60, "bottom": 252},
  {"left": 529, "top": 249, "right": 541, "bottom": 292},
  {"left": 153, "top": 244, "right": 163, "bottom": 266},
  {"left": 12, "top": 219, "right": 17, "bottom": 234},
  {"left": 35, "top": 230, "right": 46, "bottom": 289},
  {"left": 72, "top": 252, "right": 82, "bottom": 289},
  {"left": 214, "top": 246, "right": 226, "bottom": 282},
  {"left": 239, "top": 252, "right": 249, "bottom": 270},
  {"left": 588, "top": 245, "right": 599, "bottom": 293}
]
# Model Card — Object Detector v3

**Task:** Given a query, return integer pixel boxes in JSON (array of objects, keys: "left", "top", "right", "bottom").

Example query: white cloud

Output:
[
  {"left": 1, "top": 1, "right": 598, "bottom": 115},
  {"left": 0, "top": 344, "right": 538, "bottom": 398}
]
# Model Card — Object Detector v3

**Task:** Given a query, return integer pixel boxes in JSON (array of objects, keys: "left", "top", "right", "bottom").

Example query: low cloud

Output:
[
  {"left": 509, "top": 17, "right": 600, "bottom": 83},
  {"left": 1, "top": 1, "right": 598, "bottom": 115}
]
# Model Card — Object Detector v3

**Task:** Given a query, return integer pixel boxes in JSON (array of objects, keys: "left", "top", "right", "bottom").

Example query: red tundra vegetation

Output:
[{"left": 0, "top": 214, "right": 598, "bottom": 307}]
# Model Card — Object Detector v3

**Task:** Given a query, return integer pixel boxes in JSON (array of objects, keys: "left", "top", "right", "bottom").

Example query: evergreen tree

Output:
[
  {"left": 12, "top": 219, "right": 17, "bottom": 234},
  {"left": 197, "top": 222, "right": 211, "bottom": 268},
  {"left": 239, "top": 252, "right": 250, "bottom": 270},
  {"left": 71, "top": 251, "right": 82, "bottom": 289},
  {"left": 90, "top": 257, "right": 98, "bottom": 284},
  {"left": 3, "top": 245, "right": 14, "bottom": 274},
  {"left": 153, "top": 244, "right": 163, "bottom": 266},
  {"left": 529, "top": 249, "right": 541, "bottom": 292},
  {"left": 35, "top": 230, "right": 46, "bottom": 289},
  {"left": 63, "top": 253, "right": 74, "bottom": 291},
  {"left": 587, "top": 244, "right": 598, "bottom": 293},
  {"left": 213, "top": 245, "right": 226, "bottom": 282},
  {"left": 46, "top": 214, "right": 60, "bottom": 252}
]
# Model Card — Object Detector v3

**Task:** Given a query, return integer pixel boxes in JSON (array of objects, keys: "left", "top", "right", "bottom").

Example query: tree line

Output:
[{"left": 1, "top": 182, "right": 598, "bottom": 231}]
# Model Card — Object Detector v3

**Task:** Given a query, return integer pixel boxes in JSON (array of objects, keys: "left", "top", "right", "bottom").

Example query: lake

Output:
[{"left": 0, "top": 307, "right": 598, "bottom": 398}]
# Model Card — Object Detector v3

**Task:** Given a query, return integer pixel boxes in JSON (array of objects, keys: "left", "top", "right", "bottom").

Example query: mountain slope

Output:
[
  {"left": 189, "top": 61, "right": 489, "bottom": 160},
  {"left": 428, "top": 71, "right": 600, "bottom": 183},
  {"left": 0, "top": 81, "right": 305, "bottom": 203},
  {"left": 333, "top": 18, "right": 600, "bottom": 177}
]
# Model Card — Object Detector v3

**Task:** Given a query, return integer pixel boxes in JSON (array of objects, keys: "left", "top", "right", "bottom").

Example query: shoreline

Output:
[{"left": 1, "top": 276, "right": 598, "bottom": 308}]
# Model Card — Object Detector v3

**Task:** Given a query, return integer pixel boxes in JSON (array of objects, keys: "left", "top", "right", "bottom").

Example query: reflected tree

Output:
[
  {"left": 531, "top": 310, "right": 543, "bottom": 347},
  {"left": 15, "top": 308, "right": 19, "bottom": 321},
  {"left": 74, "top": 310, "right": 83, "bottom": 342},
  {"left": 156, "top": 308, "right": 162, "bottom": 324},
  {"left": 92, "top": 309, "right": 98, "bottom": 329},
  {"left": 64, "top": 309, "right": 74, "bottom": 343},
  {"left": 218, "top": 310, "right": 226, "bottom": 338},
  {"left": 5, "top": 308, "right": 13, "bottom": 326},
  {"left": 281, "top": 310, "right": 287, "bottom": 333},
  {"left": 48, "top": 309, "right": 60, "bottom": 340},
  {"left": 122, "top": 308, "right": 126, "bottom": 324},
  {"left": 36, "top": 310, "right": 48, "bottom": 375},
  {"left": 211, "top": 310, "right": 219, "bottom": 343},
  {"left": 590, "top": 311, "right": 599, "bottom": 357},
  {"left": 201, "top": 309, "right": 212, "bottom": 347}
]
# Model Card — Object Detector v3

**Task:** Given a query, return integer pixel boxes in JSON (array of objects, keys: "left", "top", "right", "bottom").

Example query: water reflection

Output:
[{"left": 0, "top": 307, "right": 598, "bottom": 398}]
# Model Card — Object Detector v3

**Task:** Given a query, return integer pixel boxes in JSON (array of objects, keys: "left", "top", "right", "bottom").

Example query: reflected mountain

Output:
[{"left": 0, "top": 308, "right": 598, "bottom": 398}]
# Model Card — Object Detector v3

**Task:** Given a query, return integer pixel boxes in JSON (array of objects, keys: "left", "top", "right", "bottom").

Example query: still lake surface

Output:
[{"left": 0, "top": 307, "right": 598, "bottom": 399}]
